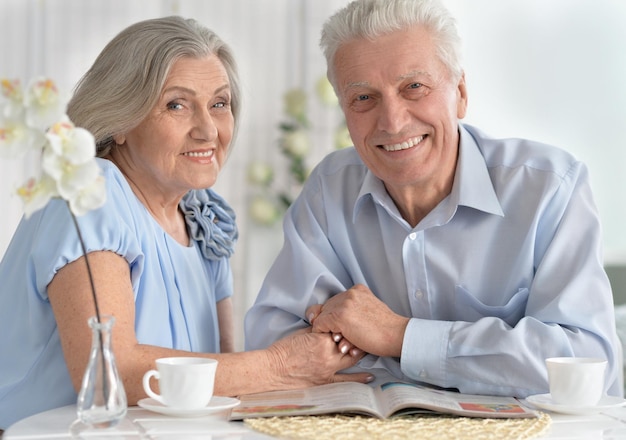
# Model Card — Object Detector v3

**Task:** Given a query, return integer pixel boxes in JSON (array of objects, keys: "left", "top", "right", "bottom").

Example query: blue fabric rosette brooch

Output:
[{"left": 180, "top": 188, "right": 238, "bottom": 260}]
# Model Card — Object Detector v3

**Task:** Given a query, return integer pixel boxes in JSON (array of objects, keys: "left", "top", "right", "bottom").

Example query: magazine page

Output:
[
  {"left": 230, "top": 382, "right": 384, "bottom": 420},
  {"left": 375, "top": 381, "right": 537, "bottom": 419}
]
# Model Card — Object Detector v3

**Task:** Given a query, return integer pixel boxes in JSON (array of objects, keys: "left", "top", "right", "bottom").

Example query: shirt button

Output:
[
  {"left": 409, "top": 232, "right": 417, "bottom": 240},
  {"left": 414, "top": 290, "right": 423, "bottom": 299}
]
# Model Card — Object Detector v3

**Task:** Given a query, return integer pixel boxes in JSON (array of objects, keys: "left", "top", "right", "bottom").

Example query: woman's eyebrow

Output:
[{"left": 162, "top": 83, "right": 231, "bottom": 96}]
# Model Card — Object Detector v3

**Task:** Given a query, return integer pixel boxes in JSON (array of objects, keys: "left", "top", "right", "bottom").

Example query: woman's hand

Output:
[{"left": 265, "top": 329, "right": 373, "bottom": 390}]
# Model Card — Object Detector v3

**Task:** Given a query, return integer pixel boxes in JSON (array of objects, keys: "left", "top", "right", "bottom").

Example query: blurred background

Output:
[{"left": 1, "top": 0, "right": 625, "bottom": 350}]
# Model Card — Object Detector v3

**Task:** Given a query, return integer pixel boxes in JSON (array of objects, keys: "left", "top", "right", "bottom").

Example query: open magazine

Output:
[{"left": 230, "top": 380, "right": 537, "bottom": 420}]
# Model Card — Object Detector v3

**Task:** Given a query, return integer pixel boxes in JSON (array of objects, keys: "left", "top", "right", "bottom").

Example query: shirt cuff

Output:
[{"left": 400, "top": 318, "right": 452, "bottom": 385}]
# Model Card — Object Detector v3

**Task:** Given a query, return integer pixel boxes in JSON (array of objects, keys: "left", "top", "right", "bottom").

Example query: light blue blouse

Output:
[
  {"left": 245, "top": 123, "right": 622, "bottom": 399},
  {"left": 0, "top": 158, "right": 237, "bottom": 429}
]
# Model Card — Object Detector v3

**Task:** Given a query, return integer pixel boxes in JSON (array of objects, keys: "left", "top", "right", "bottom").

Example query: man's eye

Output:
[
  {"left": 212, "top": 97, "right": 231, "bottom": 109},
  {"left": 356, "top": 94, "right": 369, "bottom": 101},
  {"left": 408, "top": 83, "right": 422, "bottom": 89}
]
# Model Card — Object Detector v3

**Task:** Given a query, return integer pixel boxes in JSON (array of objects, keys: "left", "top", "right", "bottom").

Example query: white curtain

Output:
[{"left": 1, "top": 0, "right": 625, "bottom": 350}]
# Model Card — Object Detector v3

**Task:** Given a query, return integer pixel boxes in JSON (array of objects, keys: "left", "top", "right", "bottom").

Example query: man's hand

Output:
[{"left": 306, "top": 284, "right": 410, "bottom": 358}]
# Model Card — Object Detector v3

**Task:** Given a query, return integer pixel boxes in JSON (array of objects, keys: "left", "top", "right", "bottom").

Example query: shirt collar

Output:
[
  {"left": 353, "top": 123, "right": 504, "bottom": 224},
  {"left": 353, "top": 168, "right": 403, "bottom": 224},
  {"left": 452, "top": 124, "right": 504, "bottom": 217}
]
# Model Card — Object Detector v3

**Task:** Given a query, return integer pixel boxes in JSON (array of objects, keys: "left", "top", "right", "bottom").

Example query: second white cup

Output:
[
  {"left": 143, "top": 357, "right": 218, "bottom": 409},
  {"left": 546, "top": 357, "right": 607, "bottom": 407}
]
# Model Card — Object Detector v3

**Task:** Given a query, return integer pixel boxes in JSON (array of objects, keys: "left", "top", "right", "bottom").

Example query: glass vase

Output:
[{"left": 76, "top": 315, "right": 127, "bottom": 428}]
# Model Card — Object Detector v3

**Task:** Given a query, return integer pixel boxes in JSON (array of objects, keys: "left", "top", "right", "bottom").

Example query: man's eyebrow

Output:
[
  {"left": 213, "top": 84, "right": 231, "bottom": 94},
  {"left": 398, "top": 70, "right": 432, "bottom": 81},
  {"left": 343, "top": 71, "right": 432, "bottom": 91},
  {"left": 345, "top": 81, "right": 370, "bottom": 90}
]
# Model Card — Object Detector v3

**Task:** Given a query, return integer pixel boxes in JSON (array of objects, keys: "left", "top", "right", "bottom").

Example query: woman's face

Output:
[{"left": 113, "top": 55, "right": 234, "bottom": 200}]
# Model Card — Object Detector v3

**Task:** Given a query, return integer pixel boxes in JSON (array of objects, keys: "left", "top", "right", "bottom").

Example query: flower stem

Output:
[
  {"left": 69, "top": 204, "right": 102, "bottom": 324},
  {"left": 69, "top": 203, "right": 110, "bottom": 407}
]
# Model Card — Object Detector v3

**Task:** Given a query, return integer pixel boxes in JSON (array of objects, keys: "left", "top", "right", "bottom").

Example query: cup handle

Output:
[{"left": 142, "top": 369, "right": 165, "bottom": 405}]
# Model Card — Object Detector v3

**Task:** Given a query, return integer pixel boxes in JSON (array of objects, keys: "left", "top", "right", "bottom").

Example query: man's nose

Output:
[{"left": 377, "top": 95, "right": 411, "bottom": 134}]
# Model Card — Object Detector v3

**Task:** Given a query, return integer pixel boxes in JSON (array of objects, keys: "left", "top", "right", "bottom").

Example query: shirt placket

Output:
[{"left": 403, "top": 230, "right": 430, "bottom": 318}]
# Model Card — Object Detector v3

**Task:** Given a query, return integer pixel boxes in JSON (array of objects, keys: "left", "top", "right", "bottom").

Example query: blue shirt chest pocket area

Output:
[{"left": 454, "top": 285, "right": 529, "bottom": 326}]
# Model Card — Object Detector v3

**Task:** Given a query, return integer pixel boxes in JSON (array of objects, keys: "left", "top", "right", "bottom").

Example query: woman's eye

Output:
[{"left": 167, "top": 101, "right": 183, "bottom": 110}]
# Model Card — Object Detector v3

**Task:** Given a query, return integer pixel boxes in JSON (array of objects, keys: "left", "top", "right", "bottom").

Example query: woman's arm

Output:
[
  {"left": 48, "top": 250, "right": 369, "bottom": 405},
  {"left": 217, "top": 297, "right": 235, "bottom": 353}
]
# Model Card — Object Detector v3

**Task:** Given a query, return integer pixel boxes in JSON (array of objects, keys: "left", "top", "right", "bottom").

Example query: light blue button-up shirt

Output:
[{"left": 245, "top": 123, "right": 622, "bottom": 398}]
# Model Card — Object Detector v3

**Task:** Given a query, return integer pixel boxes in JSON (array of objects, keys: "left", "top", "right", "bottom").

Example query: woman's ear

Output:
[{"left": 113, "top": 134, "right": 126, "bottom": 145}]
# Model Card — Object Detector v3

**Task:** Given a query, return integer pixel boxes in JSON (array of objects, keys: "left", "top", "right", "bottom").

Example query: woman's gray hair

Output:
[
  {"left": 67, "top": 16, "right": 241, "bottom": 157},
  {"left": 320, "top": 0, "right": 463, "bottom": 85}
]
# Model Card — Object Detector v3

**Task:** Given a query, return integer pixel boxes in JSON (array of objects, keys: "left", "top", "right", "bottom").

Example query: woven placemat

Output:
[{"left": 244, "top": 412, "right": 551, "bottom": 440}]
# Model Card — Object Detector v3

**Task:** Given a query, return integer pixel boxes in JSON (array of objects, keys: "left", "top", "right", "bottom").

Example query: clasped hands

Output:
[{"left": 306, "top": 284, "right": 410, "bottom": 359}]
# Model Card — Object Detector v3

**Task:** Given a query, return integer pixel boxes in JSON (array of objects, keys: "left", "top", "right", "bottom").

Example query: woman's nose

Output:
[{"left": 191, "top": 109, "right": 218, "bottom": 141}]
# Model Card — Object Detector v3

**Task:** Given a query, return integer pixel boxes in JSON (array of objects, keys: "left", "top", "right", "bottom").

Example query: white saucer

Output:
[
  {"left": 526, "top": 393, "right": 626, "bottom": 415},
  {"left": 138, "top": 396, "right": 240, "bottom": 417}
]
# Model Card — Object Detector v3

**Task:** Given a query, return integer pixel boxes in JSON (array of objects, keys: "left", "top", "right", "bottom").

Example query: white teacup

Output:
[
  {"left": 143, "top": 357, "right": 218, "bottom": 409},
  {"left": 546, "top": 357, "right": 607, "bottom": 407}
]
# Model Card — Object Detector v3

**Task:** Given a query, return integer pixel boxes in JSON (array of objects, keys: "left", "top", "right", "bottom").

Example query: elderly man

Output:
[{"left": 245, "top": 0, "right": 622, "bottom": 398}]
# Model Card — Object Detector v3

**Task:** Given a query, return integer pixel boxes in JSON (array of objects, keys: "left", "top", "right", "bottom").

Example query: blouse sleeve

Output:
[{"left": 29, "top": 163, "right": 144, "bottom": 301}]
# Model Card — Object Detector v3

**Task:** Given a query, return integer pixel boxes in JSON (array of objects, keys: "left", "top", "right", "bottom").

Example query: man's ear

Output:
[{"left": 456, "top": 71, "right": 468, "bottom": 119}]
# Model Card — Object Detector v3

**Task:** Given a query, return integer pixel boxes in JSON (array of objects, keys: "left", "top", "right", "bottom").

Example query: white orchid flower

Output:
[
  {"left": 0, "top": 79, "right": 47, "bottom": 158},
  {"left": 0, "top": 116, "right": 46, "bottom": 158},
  {"left": 69, "top": 175, "right": 106, "bottom": 217},
  {"left": 39, "top": 120, "right": 106, "bottom": 215},
  {"left": 1, "top": 78, "right": 26, "bottom": 120},
  {"left": 23, "top": 77, "right": 67, "bottom": 132},
  {"left": 16, "top": 174, "right": 59, "bottom": 218},
  {"left": 43, "top": 148, "right": 100, "bottom": 198},
  {"left": 282, "top": 129, "right": 310, "bottom": 158},
  {"left": 45, "top": 120, "right": 96, "bottom": 164}
]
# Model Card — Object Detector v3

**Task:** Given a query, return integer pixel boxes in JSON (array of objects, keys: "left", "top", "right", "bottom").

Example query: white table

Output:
[
  {"left": 4, "top": 405, "right": 273, "bottom": 439},
  {"left": 5, "top": 403, "right": 626, "bottom": 439}
]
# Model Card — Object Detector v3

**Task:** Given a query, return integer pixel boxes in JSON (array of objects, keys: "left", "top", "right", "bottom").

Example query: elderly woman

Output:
[{"left": 0, "top": 16, "right": 370, "bottom": 430}]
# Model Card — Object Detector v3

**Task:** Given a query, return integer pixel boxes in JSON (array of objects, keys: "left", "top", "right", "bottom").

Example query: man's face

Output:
[{"left": 333, "top": 26, "right": 467, "bottom": 199}]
